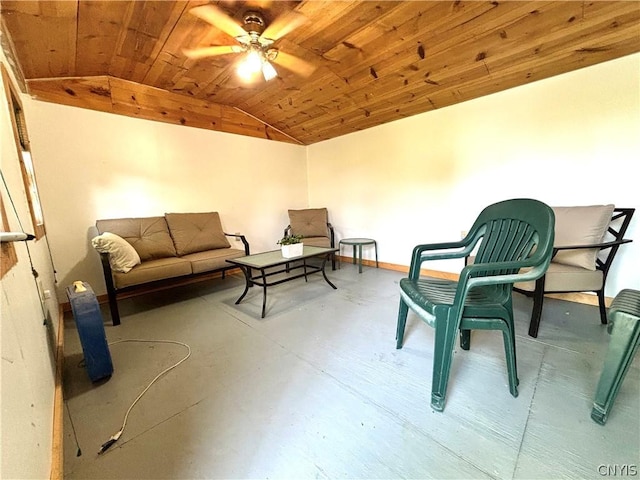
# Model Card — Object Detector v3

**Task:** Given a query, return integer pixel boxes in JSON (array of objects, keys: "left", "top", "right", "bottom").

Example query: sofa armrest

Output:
[
  {"left": 327, "top": 222, "right": 335, "bottom": 248},
  {"left": 553, "top": 238, "right": 632, "bottom": 253},
  {"left": 99, "top": 251, "right": 114, "bottom": 282},
  {"left": 552, "top": 238, "right": 633, "bottom": 260},
  {"left": 552, "top": 238, "right": 633, "bottom": 272},
  {"left": 224, "top": 232, "right": 250, "bottom": 255},
  {"left": 98, "top": 251, "right": 121, "bottom": 326}
]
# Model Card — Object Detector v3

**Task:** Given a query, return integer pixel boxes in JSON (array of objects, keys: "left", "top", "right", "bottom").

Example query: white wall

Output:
[
  {"left": 307, "top": 53, "right": 640, "bottom": 297},
  {"left": 23, "top": 102, "right": 309, "bottom": 298},
  {"left": 0, "top": 55, "right": 60, "bottom": 478}
]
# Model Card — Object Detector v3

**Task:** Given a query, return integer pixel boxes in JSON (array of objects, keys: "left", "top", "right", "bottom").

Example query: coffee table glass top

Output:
[{"left": 227, "top": 246, "right": 338, "bottom": 269}]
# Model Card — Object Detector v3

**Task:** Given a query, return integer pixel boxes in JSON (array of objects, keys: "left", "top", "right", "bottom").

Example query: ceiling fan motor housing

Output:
[{"left": 243, "top": 11, "right": 265, "bottom": 36}]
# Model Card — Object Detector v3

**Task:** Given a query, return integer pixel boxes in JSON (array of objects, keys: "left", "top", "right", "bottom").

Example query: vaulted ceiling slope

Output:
[{"left": 2, "top": 1, "right": 639, "bottom": 145}]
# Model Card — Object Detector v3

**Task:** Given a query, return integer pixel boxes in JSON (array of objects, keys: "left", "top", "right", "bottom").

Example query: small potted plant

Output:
[{"left": 278, "top": 234, "right": 304, "bottom": 258}]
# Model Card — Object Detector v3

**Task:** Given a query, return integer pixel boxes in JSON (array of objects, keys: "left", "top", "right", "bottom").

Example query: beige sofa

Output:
[{"left": 93, "top": 212, "right": 249, "bottom": 325}]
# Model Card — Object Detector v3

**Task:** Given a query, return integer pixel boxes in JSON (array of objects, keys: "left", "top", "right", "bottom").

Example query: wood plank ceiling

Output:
[{"left": 2, "top": 1, "right": 639, "bottom": 145}]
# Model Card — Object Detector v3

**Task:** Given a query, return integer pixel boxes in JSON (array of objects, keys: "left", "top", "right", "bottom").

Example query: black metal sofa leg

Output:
[
  {"left": 528, "top": 277, "right": 545, "bottom": 338},
  {"left": 106, "top": 288, "right": 121, "bottom": 326},
  {"left": 460, "top": 329, "right": 471, "bottom": 350},
  {"left": 597, "top": 290, "right": 608, "bottom": 325}
]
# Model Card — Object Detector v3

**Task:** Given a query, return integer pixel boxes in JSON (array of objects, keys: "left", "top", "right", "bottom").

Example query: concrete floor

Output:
[{"left": 63, "top": 264, "right": 640, "bottom": 479}]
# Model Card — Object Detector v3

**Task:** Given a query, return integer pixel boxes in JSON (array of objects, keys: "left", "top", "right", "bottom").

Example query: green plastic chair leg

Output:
[
  {"left": 591, "top": 311, "right": 640, "bottom": 425},
  {"left": 506, "top": 317, "right": 519, "bottom": 392},
  {"left": 460, "top": 316, "right": 519, "bottom": 397},
  {"left": 501, "top": 329, "right": 519, "bottom": 397},
  {"left": 430, "top": 312, "right": 460, "bottom": 412},
  {"left": 396, "top": 299, "right": 409, "bottom": 349}
]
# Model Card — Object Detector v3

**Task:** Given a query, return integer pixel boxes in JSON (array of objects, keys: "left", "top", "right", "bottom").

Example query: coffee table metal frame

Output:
[{"left": 226, "top": 246, "right": 339, "bottom": 318}]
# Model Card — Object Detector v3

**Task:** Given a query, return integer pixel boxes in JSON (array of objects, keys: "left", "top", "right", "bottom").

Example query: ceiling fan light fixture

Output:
[
  {"left": 237, "top": 49, "right": 263, "bottom": 80},
  {"left": 237, "top": 46, "right": 278, "bottom": 82},
  {"left": 262, "top": 61, "right": 277, "bottom": 81},
  {"left": 186, "top": 5, "right": 312, "bottom": 82}
]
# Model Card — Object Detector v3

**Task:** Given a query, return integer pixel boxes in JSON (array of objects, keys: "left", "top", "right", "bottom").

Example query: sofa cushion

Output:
[
  {"left": 96, "top": 217, "right": 177, "bottom": 261},
  {"left": 182, "top": 248, "right": 246, "bottom": 274},
  {"left": 165, "top": 212, "right": 231, "bottom": 256},
  {"left": 288, "top": 208, "right": 329, "bottom": 238},
  {"left": 113, "top": 257, "right": 192, "bottom": 289},
  {"left": 514, "top": 262, "right": 604, "bottom": 292},
  {"left": 552, "top": 204, "right": 615, "bottom": 270},
  {"left": 91, "top": 232, "right": 141, "bottom": 273},
  {"left": 298, "top": 236, "right": 331, "bottom": 248}
]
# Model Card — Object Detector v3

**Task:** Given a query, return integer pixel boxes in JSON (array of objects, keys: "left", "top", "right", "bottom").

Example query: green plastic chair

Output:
[
  {"left": 591, "top": 289, "right": 640, "bottom": 425},
  {"left": 396, "top": 198, "right": 555, "bottom": 412}
]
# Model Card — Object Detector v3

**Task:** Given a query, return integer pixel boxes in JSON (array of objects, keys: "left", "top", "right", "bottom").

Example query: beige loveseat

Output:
[{"left": 93, "top": 212, "right": 249, "bottom": 325}]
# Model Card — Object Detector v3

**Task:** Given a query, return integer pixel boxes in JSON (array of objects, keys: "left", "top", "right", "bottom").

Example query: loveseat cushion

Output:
[
  {"left": 96, "top": 217, "right": 177, "bottom": 261},
  {"left": 288, "top": 208, "right": 329, "bottom": 238},
  {"left": 552, "top": 204, "right": 614, "bottom": 270},
  {"left": 112, "top": 257, "right": 192, "bottom": 289},
  {"left": 165, "top": 212, "right": 231, "bottom": 256},
  {"left": 182, "top": 248, "right": 246, "bottom": 274}
]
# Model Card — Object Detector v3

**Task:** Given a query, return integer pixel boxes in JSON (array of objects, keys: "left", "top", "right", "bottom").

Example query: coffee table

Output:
[{"left": 226, "top": 246, "right": 339, "bottom": 318}]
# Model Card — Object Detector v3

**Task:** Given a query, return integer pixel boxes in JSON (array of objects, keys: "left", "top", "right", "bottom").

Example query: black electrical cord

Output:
[{"left": 64, "top": 401, "right": 82, "bottom": 457}]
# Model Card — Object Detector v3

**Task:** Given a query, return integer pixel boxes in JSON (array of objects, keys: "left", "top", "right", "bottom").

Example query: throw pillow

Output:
[
  {"left": 92, "top": 232, "right": 141, "bottom": 273},
  {"left": 165, "top": 212, "right": 231, "bottom": 256},
  {"left": 552, "top": 204, "right": 615, "bottom": 270},
  {"left": 288, "top": 208, "right": 329, "bottom": 238},
  {"left": 96, "top": 217, "right": 177, "bottom": 260}
]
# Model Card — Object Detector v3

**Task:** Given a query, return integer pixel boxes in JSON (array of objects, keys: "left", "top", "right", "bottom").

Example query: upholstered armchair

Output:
[
  {"left": 514, "top": 205, "right": 634, "bottom": 337},
  {"left": 284, "top": 208, "right": 335, "bottom": 269}
]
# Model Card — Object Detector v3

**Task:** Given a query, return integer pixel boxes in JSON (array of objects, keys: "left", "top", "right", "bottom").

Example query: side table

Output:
[{"left": 339, "top": 238, "right": 378, "bottom": 273}]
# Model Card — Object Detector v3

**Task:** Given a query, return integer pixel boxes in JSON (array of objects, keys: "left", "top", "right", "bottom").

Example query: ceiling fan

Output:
[{"left": 183, "top": 3, "right": 316, "bottom": 82}]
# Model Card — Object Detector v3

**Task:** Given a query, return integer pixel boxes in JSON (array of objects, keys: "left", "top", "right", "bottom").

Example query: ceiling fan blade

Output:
[
  {"left": 260, "top": 11, "right": 308, "bottom": 42},
  {"left": 245, "top": 0, "right": 274, "bottom": 8},
  {"left": 219, "top": 0, "right": 273, "bottom": 9},
  {"left": 183, "top": 45, "right": 244, "bottom": 60},
  {"left": 271, "top": 51, "right": 316, "bottom": 78},
  {"left": 189, "top": 4, "right": 248, "bottom": 40}
]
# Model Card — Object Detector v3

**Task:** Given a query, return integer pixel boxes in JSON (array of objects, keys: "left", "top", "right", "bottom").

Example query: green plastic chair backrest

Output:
[{"left": 467, "top": 198, "right": 555, "bottom": 286}]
